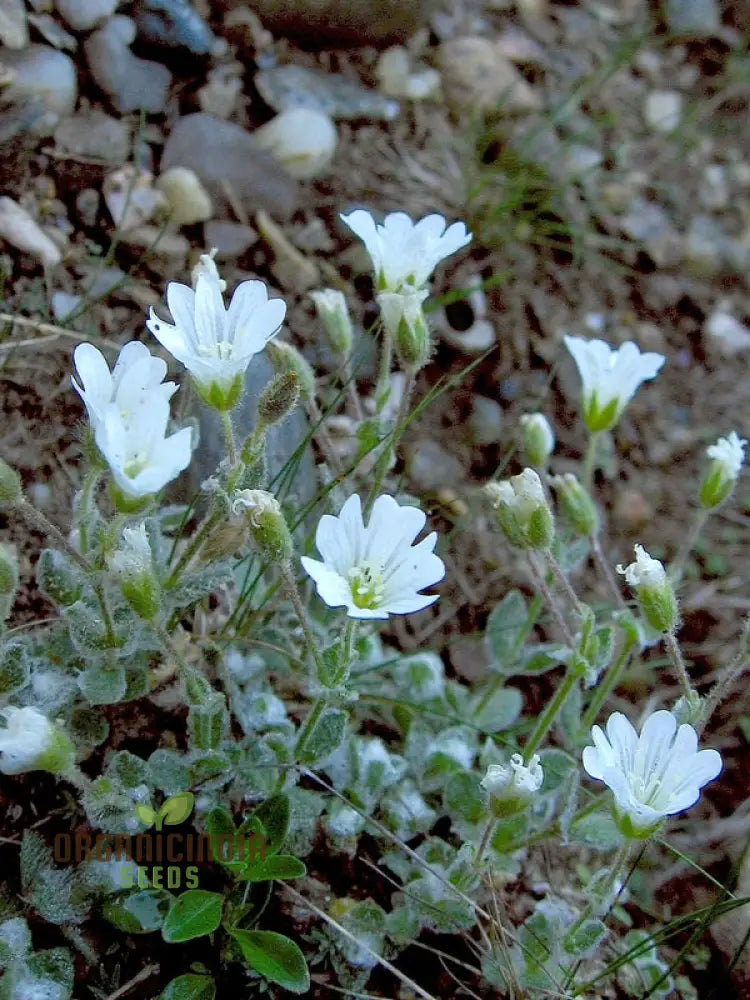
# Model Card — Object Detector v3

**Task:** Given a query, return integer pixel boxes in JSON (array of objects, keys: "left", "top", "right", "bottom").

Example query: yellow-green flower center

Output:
[
  {"left": 197, "top": 341, "right": 234, "bottom": 361},
  {"left": 348, "top": 563, "right": 385, "bottom": 610},
  {"left": 124, "top": 452, "right": 149, "bottom": 478}
]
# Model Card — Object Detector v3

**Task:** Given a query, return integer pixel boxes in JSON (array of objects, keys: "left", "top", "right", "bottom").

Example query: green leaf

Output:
[
  {"left": 538, "top": 749, "right": 577, "bottom": 793},
  {"left": 0, "top": 643, "right": 28, "bottom": 694},
  {"left": 136, "top": 804, "right": 157, "bottom": 827},
  {"left": 485, "top": 590, "right": 528, "bottom": 671},
  {"left": 241, "top": 855, "right": 306, "bottom": 883},
  {"left": 160, "top": 791, "right": 195, "bottom": 827},
  {"left": 103, "top": 888, "right": 171, "bottom": 934},
  {"left": 297, "top": 709, "right": 347, "bottom": 764},
  {"left": 162, "top": 890, "right": 224, "bottom": 943},
  {"left": 564, "top": 918, "right": 607, "bottom": 957},
  {"left": 20, "top": 831, "right": 53, "bottom": 894},
  {"left": 474, "top": 686, "right": 522, "bottom": 732},
  {"left": 443, "top": 771, "right": 484, "bottom": 825},
  {"left": 230, "top": 929, "right": 310, "bottom": 993},
  {"left": 569, "top": 811, "right": 623, "bottom": 851},
  {"left": 78, "top": 663, "right": 127, "bottom": 705},
  {"left": 159, "top": 974, "right": 216, "bottom": 1000},
  {"left": 520, "top": 643, "right": 570, "bottom": 675},
  {"left": 239, "top": 795, "right": 290, "bottom": 856}
]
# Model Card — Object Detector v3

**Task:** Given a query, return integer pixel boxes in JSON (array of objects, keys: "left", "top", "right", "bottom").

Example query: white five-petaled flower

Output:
[
  {"left": 616, "top": 543, "right": 665, "bottom": 589},
  {"left": 146, "top": 258, "right": 286, "bottom": 410},
  {"left": 0, "top": 706, "right": 74, "bottom": 776},
  {"left": 564, "top": 336, "right": 665, "bottom": 432},
  {"left": 72, "top": 343, "right": 192, "bottom": 502},
  {"left": 301, "top": 494, "right": 445, "bottom": 619},
  {"left": 701, "top": 431, "right": 747, "bottom": 509},
  {"left": 340, "top": 210, "right": 472, "bottom": 293},
  {"left": 582, "top": 710, "right": 722, "bottom": 838}
]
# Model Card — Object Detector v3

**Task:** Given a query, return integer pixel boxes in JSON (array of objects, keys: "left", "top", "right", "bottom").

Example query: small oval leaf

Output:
[
  {"left": 162, "top": 890, "right": 223, "bottom": 943},
  {"left": 230, "top": 929, "right": 310, "bottom": 994},
  {"left": 160, "top": 791, "right": 195, "bottom": 827}
]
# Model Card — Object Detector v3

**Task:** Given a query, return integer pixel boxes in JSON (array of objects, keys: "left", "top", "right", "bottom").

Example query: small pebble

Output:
[
  {"left": 255, "top": 63, "right": 399, "bottom": 121},
  {"left": 0, "top": 0, "right": 28, "bottom": 48},
  {"left": 85, "top": 16, "right": 172, "bottom": 115},
  {"left": 406, "top": 438, "right": 464, "bottom": 492},
  {"left": 698, "top": 164, "right": 729, "bottom": 211},
  {"left": 254, "top": 107, "right": 337, "bottom": 180},
  {"left": 54, "top": 110, "right": 130, "bottom": 162},
  {"left": 644, "top": 90, "right": 683, "bottom": 133},
  {"left": 134, "top": 0, "right": 215, "bottom": 55},
  {"left": 156, "top": 166, "right": 213, "bottom": 227},
  {"left": 51, "top": 290, "right": 80, "bottom": 320},
  {"left": 0, "top": 196, "right": 62, "bottom": 268},
  {"left": 103, "top": 166, "right": 167, "bottom": 230},
  {"left": 204, "top": 220, "right": 258, "bottom": 258},
  {"left": 256, "top": 209, "right": 320, "bottom": 293},
  {"left": 705, "top": 311, "right": 750, "bottom": 354},
  {"left": 56, "top": 0, "right": 117, "bottom": 31},
  {"left": 665, "top": 0, "right": 720, "bottom": 38},
  {"left": 376, "top": 46, "right": 440, "bottom": 101},
  {"left": 438, "top": 37, "right": 542, "bottom": 114},
  {"left": 3, "top": 44, "right": 77, "bottom": 118},
  {"left": 467, "top": 396, "right": 504, "bottom": 446},
  {"left": 197, "top": 63, "right": 243, "bottom": 119}
]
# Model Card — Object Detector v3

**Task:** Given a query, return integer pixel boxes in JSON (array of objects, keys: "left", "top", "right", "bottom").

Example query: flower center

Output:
[
  {"left": 124, "top": 452, "right": 149, "bottom": 478},
  {"left": 197, "top": 342, "right": 234, "bottom": 361},
  {"left": 347, "top": 563, "right": 385, "bottom": 610}
]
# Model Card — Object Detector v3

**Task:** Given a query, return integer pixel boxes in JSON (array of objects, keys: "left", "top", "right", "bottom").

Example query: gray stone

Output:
[
  {"left": 245, "top": 0, "right": 432, "bottom": 47},
  {"left": 467, "top": 396, "right": 504, "bottom": 446},
  {"left": 406, "top": 438, "right": 464, "bottom": 493},
  {"left": 620, "top": 197, "right": 680, "bottom": 267},
  {"left": 84, "top": 16, "right": 172, "bottom": 114},
  {"left": 161, "top": 113, "right": 299, "bottom": 220},
  {"left": 54, "top": 110, "right": 130, "bottom": 162},
  {"left": 0, "top": 0, "right": 28, "bottom": 48},
  {"left": 664, "top": 0, "right": 720, "bottom": 38},
  {"left": 3, "top": 44, "right": 77, "bottom": 117},
  {"left": 683, "top": 215, "right": 749, "bottom": 278},
  {"left": 255, "top": 64, "right": 399, "bottom": 121},
  {"left": 643, "top": 90, "right": 683, "bottom": 133},
  {"left": 56, "top": 0, "right": 117, "bottom": 31},
  {"left": 189, "top": 355, "right": 317, "bottom": 511},
  {"left": 135, "top": 0, "right": 216, "bottom": 54},
  {"left": 698, "top": 164, "right": 729, "bottom": 210},
  {"left": 705, "top": 310, "right": 750, "bottom": 354},
  {"left": 204, "top": 220, "right": 258, "bottom": 258}
]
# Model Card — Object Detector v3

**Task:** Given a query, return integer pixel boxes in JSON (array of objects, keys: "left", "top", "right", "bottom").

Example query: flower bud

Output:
[
  {"left": 310, "top": 288, "right": 353, "bottom": 358},
  {"left": 673, "top": 689, "right": 703, "bottom": 727},
  {"left": 377, "top": 289, "right": 431, "bottom": 371},
  {"left": 0, "top": 459, "right": 22, "bottom": 506},
  {"left": 232, "top": 490, "right": 293, "bottom": 564},
  {"left": 0, "top": 544, "right": 18, "bottom": 624},
  {"left": 699, "top": 431, "right": 746, "bottom": 509},
  {"left": 191, "top": 249, "right": 226, "bottom": 292},
  {"left": 550, "top": 473, "right": 599, "bottom": 537},
  {"left": 257, "top": 371, "right": 300, "bottom": 429},
  {"left": 109, "top": 524, "right": 160, "bottom": 621},
  {"left": 520, "top": 413, "right": 555, "bottom": 467},
  {"left": 617, "top": 544, "right": 678, "bottom": 633},
  {"left": 484, "top": 469, "right": 555, "bottom": 550},
  {"left": 480, "top": 753, "right": 543, "bottom": 818},
  {"left": 0, "top": 706, "right": 75, "bottom": 776},
  {"left": 266, "top": 340, "right": 316, "bottom": 405}
]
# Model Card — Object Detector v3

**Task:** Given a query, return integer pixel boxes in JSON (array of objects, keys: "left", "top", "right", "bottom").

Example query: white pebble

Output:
[
  {"left": 253, "top": 107, "right": 337, "bottom": 179},
  {"left": 644, "top": 90, "right": 683, "bottom": 133}
]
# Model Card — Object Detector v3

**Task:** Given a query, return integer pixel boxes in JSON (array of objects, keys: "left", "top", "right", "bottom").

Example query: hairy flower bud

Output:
[
  {"left": 550, "top": 473, "right": 599, "bottom": 537},
  {"left": 266, "top": 340, "right": 316, "bottom": 404},
  {"left": 109, "top": 524, "right": 160, "bottom": 621},
  {"left": 480, "top": 754, "right": 543, "bottom": 818},
  {"left": 232, "top": 490, "right": 293, "bottom": 564},
  {"left": 699, "top": 431, "right": 746, "bottom": 509},
  {"left": 520, "top": 413, "right": 555, "bottom": 467},
  {"left": 257, "top": 371, "right": 300, "bottom": 429},
  {"left": 484, "top": 469, "right": 555, "bottom": 550},
  {"left": 378, "top": 289, "right": 431, "bottom": 371},
  {"left": 0, "top": 544, "right": 18, "bottom": 625},
  {"left": 617, "top": 544, "right": 677, "bottom": 633},
  {"left": 310, "top": 288, "right": 353, "bottom": 358}
]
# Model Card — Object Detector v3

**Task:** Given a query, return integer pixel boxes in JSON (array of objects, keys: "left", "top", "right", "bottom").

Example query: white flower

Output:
[
  {"left": 72, "top": 341, "right": 177, "bottom": 436},
  {"left": 616, "top": 544, "right": 665, "bottom": 589},
  {"left": 146, "top": 263, "right": 286, "bottom": 408},
  {"left": 582, "top": 710, "right": 722, "bottom": 837},
  {"left": 707, "top": 431, "right": 746, "bottom": 479},
  {"left": 564, "top": 336, "right": 665, "bottom": 431},
  {"left": 480, "top": 754, "right": 543, "bottom": 818},
  {"left": 96, "top": 395, "right": 192, "bottom": 501},
  {"left": 301, "top": 493, "right": 445, "bottom": 619},
  {"left": 340, "top": 209, "right": 471, "bottom": 293},
  {"left": 0, "top": 706, "right": 73, "bottom": 776}
]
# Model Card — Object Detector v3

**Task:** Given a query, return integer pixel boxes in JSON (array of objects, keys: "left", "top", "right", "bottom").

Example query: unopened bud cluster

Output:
[
  {"left": 480, "top": 753, "right": 544, "bottom": 818},
  {"left": 484, "top": 469, "right": 554, "bottom": 550}
]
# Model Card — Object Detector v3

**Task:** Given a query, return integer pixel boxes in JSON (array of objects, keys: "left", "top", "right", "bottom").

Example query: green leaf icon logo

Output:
[
  {"left": 135, "top": 804, "right": 157, "bottom": 828},
  {"left": 158, "top": 792, "right": 195, "bottom": 828}
]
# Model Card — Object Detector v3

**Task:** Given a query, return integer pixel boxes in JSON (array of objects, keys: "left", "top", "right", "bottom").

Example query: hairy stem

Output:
[
  {"left": 671, "top": 508, "right": 709, "bottom": 582},
  {"left": 698, "top": 616, "right": 750, "bottom": 734},
  {"left": 579, "top": 633, "right": 636, "bottom": 735},
  {"left": 366, "top": 368, "right": 416, "bottom": 515},
  {"left": 590, "top": 532, "right": 626, "bottom": 608},
  {"left": 526, "top": 553, "right": 576, "bottom": 648},
  {"left": 544, "top": 548, "right": 585, "bottom": 617},
  {"left": 664, "top": 630, "right": 694, "bottom": 699},
  {"left": 221, "top": 411, "right": 237, "bottom": 467},
  {"left": 582, "top": 431, "right": 600, "bottom": 492}
]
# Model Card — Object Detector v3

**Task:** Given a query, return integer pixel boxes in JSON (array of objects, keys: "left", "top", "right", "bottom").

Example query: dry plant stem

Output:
[
  {"left": 282, "top": 884, "right": 438, "bottom": 1000},
  {"left": 582, "top": 430, "right": 600, "bottom": 492},
  {"left": 579, "top": 633, "right": 636, "bottom": 734},
  {"left": 663, "top": 630, "right": 693, "bottom": 698},
  {"left": 671, "top": 507, "right": 710, "bottom": 582},
  {"left": 698, "top": 617, "right": 750, "bottom": 734},
  {"left": 590, "top": 533, "right": 626, "bottom": 608},
  {"left": 365, "top": 367, "right": 416, "bottom": 515},
  {"left": 0, "top": 312, "right": 121, "bottom": 352},
  {"left": 526, "top": 553, "right": 576, "bottom": 648},
  {"left": 544, "top": 548, "right": 585, "bottom": 617}
]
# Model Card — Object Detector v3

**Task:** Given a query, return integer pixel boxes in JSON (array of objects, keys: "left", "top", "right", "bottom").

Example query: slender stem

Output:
[
  {"left": 14, "top": 500, "right": 91, "bottom": 575},
  {"left": 590, "top": 533, "right": 625, "bottom": 608},
  {"left": 565, "top": 839, "right": 633, "bottom": 941},
  {"left": 544, "top": 549, "right": 585, "bottom": 617},
  {"left": 293, "top": 696, "right": 326, "bottom": 761},
  {"left": 341, "top": 618, "right": 358, "bottom": 671},
  {"left": 75, "top": 469, "right": 102, "bottom": 555},
  {"left": 166, "top": 509, "right": 223, "bottom": 587},
  {"left": 579, "top": 634, "right": 636, "bottom": 735},
  {"left": 475, "top": 817, "right": 498, "bottom": 865},
  {"left": 221, "top": 411, "right": 237, "bottom": 466},
  {"left": 344, "top": 360, "right": 364, "bottom": 421},
  {"left": 375, "top": 321, "right": 392, "bottom": 413},
  {"left": 279, "top": 562, "right": 326, "bottom": 679},
  {"left": 475, "top": 593, "right": 544, "bottom": 717},
  {"left": 62, "top": 765, "right": 93, "bottom": 793},
  {"left": 698, "top": 616, "right": 750, "bottom": 734},
  {"left": 671, "top": 508, "right": 709, "bottom": 582},
  {"left": 524, "top": 666, "right": 580, "bottom": 759},
  {"left": 582, "top": 431, "right": 599, "bottom": 492},
  {"left": 526, "top": 553, "right": 576, "bottom": 648},
  {"left": 663, "top": 630, "right": 693, "bottom": 699},
  {"left": 365, "top": 368, "right": 416, "bottom": 515}
]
